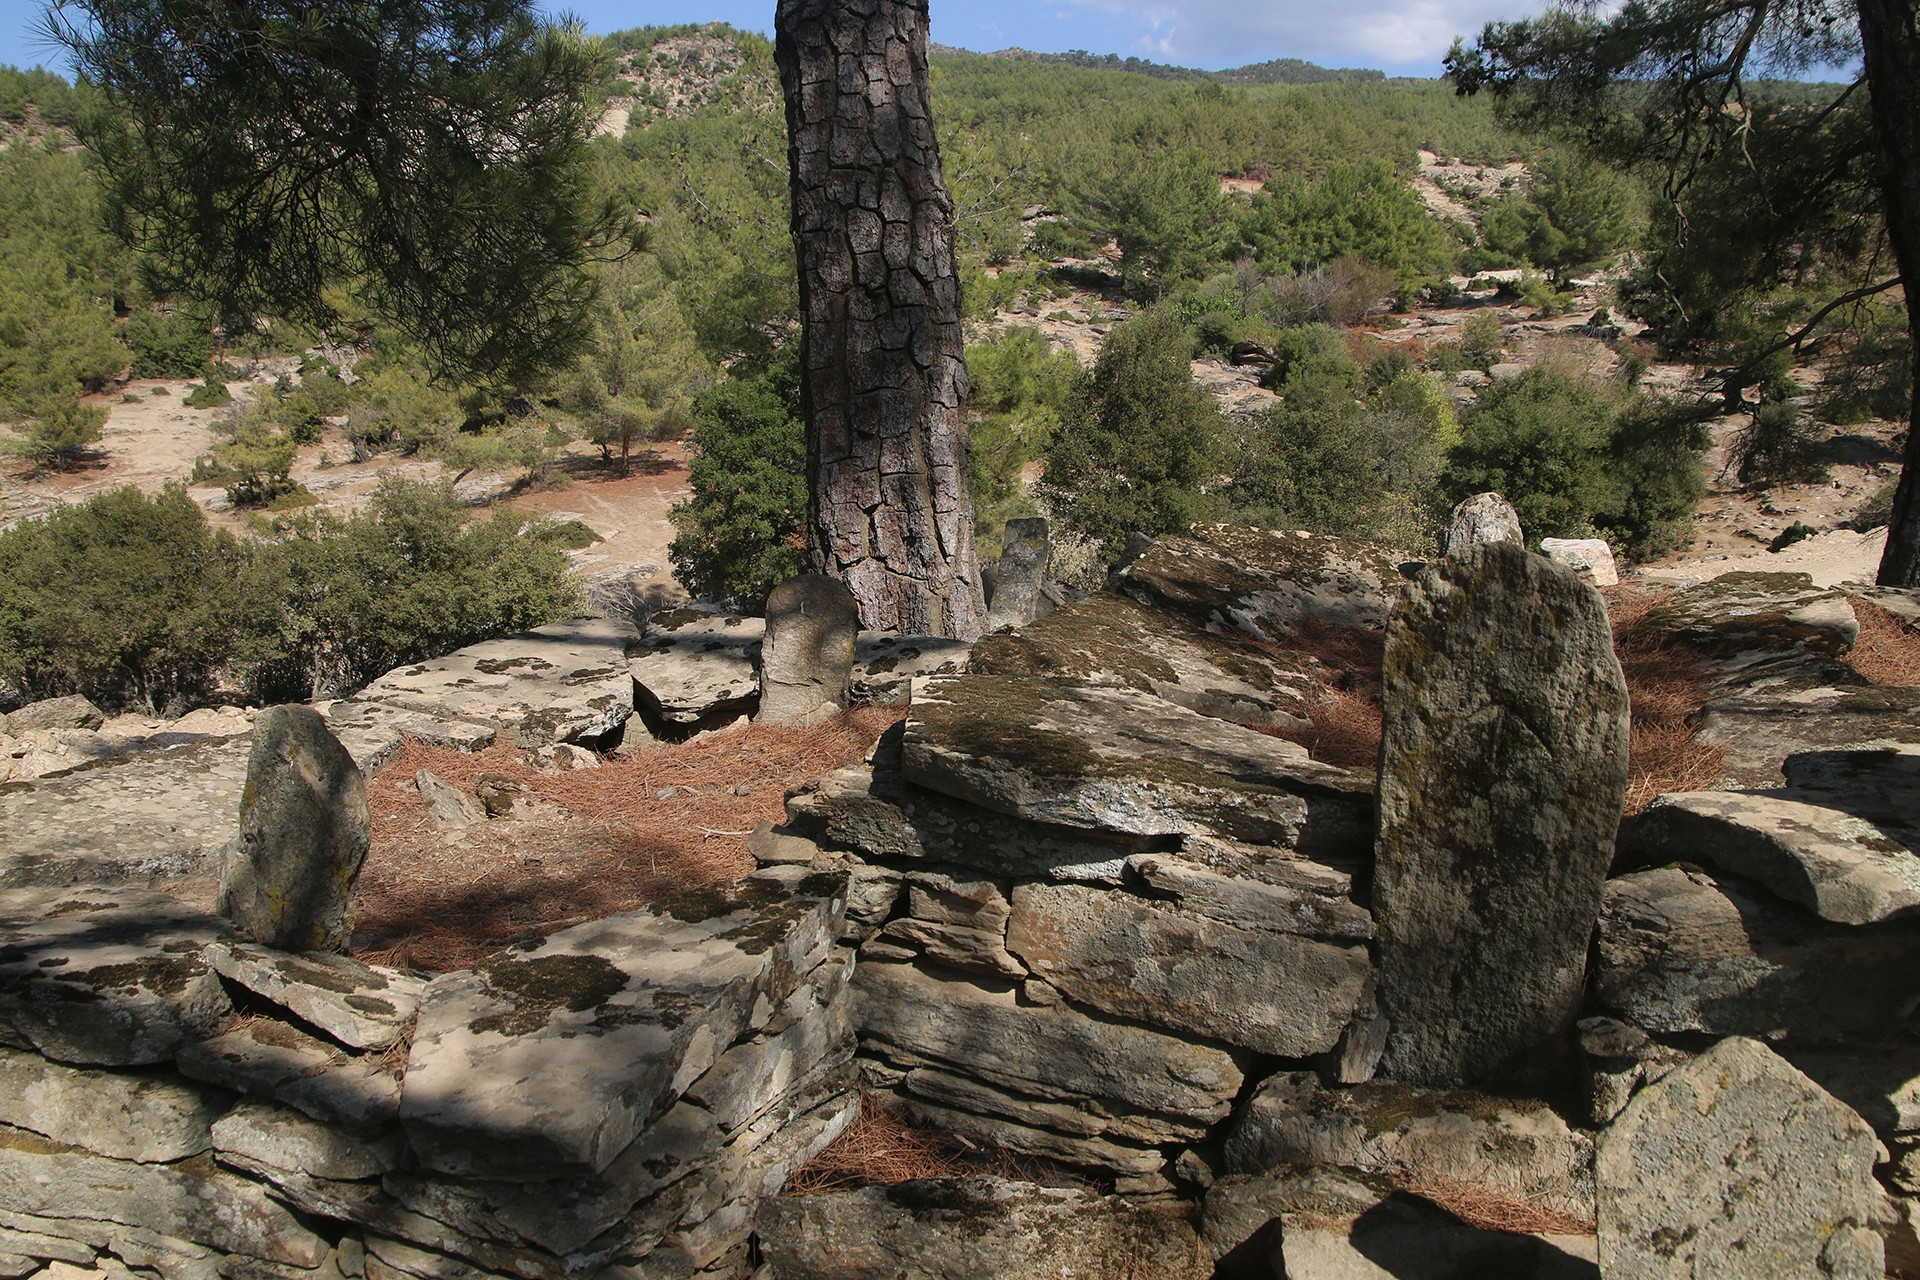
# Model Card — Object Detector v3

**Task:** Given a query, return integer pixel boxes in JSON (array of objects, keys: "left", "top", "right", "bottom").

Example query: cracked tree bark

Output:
[
  {"left": 1860, "top": 0, "right": 1920, "bottom": 586},
  {"left": 774, "top": 0, "right": 986, "bottom": 639}
]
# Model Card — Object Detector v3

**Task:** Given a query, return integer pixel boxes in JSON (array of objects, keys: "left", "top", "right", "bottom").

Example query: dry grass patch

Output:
[
  {"left": 1847, "top": 596, "right": 1920, "bottom": 686},
  {"left": 1264, "top": 618, "right": 1386, "bottom": 771},
  {"left": 789, "top": 1090, "right": 1083, "bottom": 1195},
  {"left": 353, "top": 705, "right": 903, "bottom": 972},
  {"left": 1394, "top": 1172, "right": 1596, "bottom": 1237},
  {"left": 1606, "top": 585, "right": 1724, "bottom": 813}
]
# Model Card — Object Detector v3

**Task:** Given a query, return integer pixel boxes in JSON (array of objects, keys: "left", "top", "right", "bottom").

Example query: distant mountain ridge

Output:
[{"left": 928, "top": 44, "right": 1385, "bottom": 84}]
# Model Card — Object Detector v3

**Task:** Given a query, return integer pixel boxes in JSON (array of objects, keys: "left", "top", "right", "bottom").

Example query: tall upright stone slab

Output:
[
  {"left": 1596, "top": 1037, "right": 1883, "bottom": 1279},
  {"left": 1374, "top": 541, "right": 1629, "bottom": 1086},
  {"left": 985, "top": 518, "right": 1054, "bottom": 631},
  {"left": 217, "top": 705, "right": 371, "bottom": 953},
  {"left": 759, "top": 575, "right": 860, "bottom": 726}
]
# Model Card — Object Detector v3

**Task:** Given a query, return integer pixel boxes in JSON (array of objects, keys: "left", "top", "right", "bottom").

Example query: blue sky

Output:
[{"left": 0, "top": 0, "right": 1554, "bottom": 78}]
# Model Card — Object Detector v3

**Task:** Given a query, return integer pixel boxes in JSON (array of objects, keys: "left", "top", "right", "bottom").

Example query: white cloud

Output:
[{"left": 1055, "top": 0, "right": 1555, "bottom": 71}]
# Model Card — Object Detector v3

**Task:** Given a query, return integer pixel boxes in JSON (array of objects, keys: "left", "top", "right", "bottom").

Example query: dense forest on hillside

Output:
[{"left": 0, "top": 18, "right": 1908, "bottom": 703}]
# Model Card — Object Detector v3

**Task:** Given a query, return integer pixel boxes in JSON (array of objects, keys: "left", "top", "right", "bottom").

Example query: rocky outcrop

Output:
[
  {"left": 217, "top": 706, "right": 370, "bottom": 953},
  {"left": 1375, "top": 543, "right": 1630, "bottom": 1087},
  {"left": 1636, "top": 570, "right": 1859, "bottom": 692},
  {"left": 1596, "top": 1037, "right": 1883, "bottom": 1278}
]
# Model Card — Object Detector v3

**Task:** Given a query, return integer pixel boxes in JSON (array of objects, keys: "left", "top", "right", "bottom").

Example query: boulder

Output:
[
  {"left": 984, "top": 518, "right": 1055, "bottom": 632},
  {"left": 1220, "top": 1071, "right": 1595, "bottom": 1222},
  {"left": 0, "top": 888, "right": 234, "bottom": 1065},
  {"left": 1594, "top": 866, "right": 1920, "bottom": 1041},
  {"left": 1005, "top": 881, "right": 1371, "bottom": 1057},
  {"left": 758, "top": 575, "right": 861, "bottom": 725},
  {"left": 627, "top": 606, "right": 763, "bottom": 736},
  {"left": 202, "top": 942, "right": 424, "bottom": 1051},
  {"left": 1637, "top": 571, "right": 1859, "bottom": 693},
  {"left": 1117, "top": 523, "right": 1415, "bottom": 644},
  {"left": 1621, "top": 781, "right": 1920, "bottom": 925},
  {"left": 414, "top": 771, "right": 485, "bottom": 830},
  {"left": 5, "top": 695, "right": 106, "bottom": 733},
  {"left": 217, "top": 706, "right": 370, "bottom": 953},
  {"left": 849, "top": 632, "right": 972, "bottom": 704},
  {"left": 1539, "top": 537, "right": 1619, "bottom": 587},
  {"left": 967, "top": 591, "right": 1329, "bottom": 733},
  {"left": 1443, "top": 492, "right": 1523, "bottom": 556},
  {"left": 399, "top": 869, "right": 847, "bottom": 1177},
  {"left": 1375, "top": 542, "right": 1630, "bottom": 1086},
  {"left": 1694, "top": 685, "right": 1920, "bottom": 789},
  {"left": 0, "top": 1049, "right": 227, "bottom": 1162},
  {"left": 902, "top": 672, "right": 1372, "bottom": 853},
  {"left": 349, "top": 618, "right": 638, "bottom": 747},
  {"left": 756, "top": 1178, "right": 1213, "bottom": 1280},
  {"left": 1596, "top": 1037, "right": 1883, "bottom": 1278},
  {"left": 853, "top": 959, "right": 1243, "bottom": 1128}
]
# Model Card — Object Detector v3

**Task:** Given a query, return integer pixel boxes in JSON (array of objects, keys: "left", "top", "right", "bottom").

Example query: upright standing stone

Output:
[
  {"left": 985, "top": 518, "right": 1054, "bottom": 631},
  {"left": 759, "top": 575, "right": 860, "bottom": 725},
  {"left": 1374, "top": 541, "right": 1630, "bottom": 1086},
  {"left": 1444, "top": 492, "right": 1524, "bottom": 556},
  {"left": 218, "top": 705, "right": 371, "bottom": 952},
  {"left": 1596, "top": 1037, "right": 1883, "bottom": 1279}
]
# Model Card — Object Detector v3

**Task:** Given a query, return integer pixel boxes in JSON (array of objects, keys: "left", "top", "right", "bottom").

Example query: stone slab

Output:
[
  {"left": 399, "top": 870, "right": 846, "bottom": 1177},
  {"left": 901, "top": 673, "right": 1371, "bottom": 849},
  {"left": 211, "top": 1099, "right": 402, "bottom": 1181},
  {"left": 0, "top": 1049, "right": 226, "bottom": 1162},
  {"left": 0, "top": 888, "right": 234, "bottom": 1065},
  {"left": 204, "top": 943, "right": 424, "bottom": 1051},
  {"left": 1695, "top": 685, "right": 1920, "bottom": 789},
  {"left": 1637, "top": 570, "right": 1859, "bottom": 693},
  {"left": 1006, "top": 881, "right": 1369, "bottom": 1056},
  {"left": 351, "top": 618, "right": 638, "bottom": 748},
  {"left": 627, "top": 607, "right": 762, "bottom": 733}
]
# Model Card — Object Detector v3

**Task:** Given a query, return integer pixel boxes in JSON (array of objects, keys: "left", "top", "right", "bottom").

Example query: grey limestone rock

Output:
[
  {"left": 210, "top": 1099, "right": 402, "bottom": 1180},
  {"left": 628, "top": 606, "right": 763, "bottom": 735},
  {"left": 1595, "top": 866, "right": 1920, "bottom": 1042},
  {"left": 0, "top": 888, "right": 235, "bottom": 1065},
  {"left": 349, "top": 617, "right": 638, "bottom": 748},
  {"left": 399, "top": 870, "right": 846, "bottom": 1178},
  {"left": 1375, "top": 542, "right": 1629, "bottom": 1086},
  {"left": 202, "top": 942, "right": 424, "bottom": 1051},
  {"left": 1637, "top": 570, "right": 1859, "bottom": 693},
  {"left": 0, "top": 1049, "right": 227, "bottom": 1162},
  {"left": 1117, "top": 523, "right": 1415, "bottom": 643},
  {"left": 902, "top": 671, "right": 1372, "bottom": 852},
  {"left": 177, "top": 1020, "right": 401, "bottom": 1130},
  {"left": 1125, "top": 851, "right": 1372, "bottom": 940},
  {"left": 758, "top": 576, "right": 860, "bottom": 726},
  {"left": 1695, "top": 684, "right": 1920, "bottom": 789},
  {"left": 755, "top": 1177, "right": 1213, "bottom": 1280},
  {"left": 413, "top": 771, "right": 485, "bottom": 830},
  {"left": 1622, "top": 780, "right": 1920, "bottom": 925},
  {"left": 1443, "top": 492, "right": 1523, "bottom": 556},
  {"left": 849, "top": 632, "right": 972, "bottom": 705},
  {"left": 5, "top": 695, "right": 106, "bottom": 734},
  {"left": 1005, "top": 881, "right": 1370, "bottom": 1057},
  {"left": 1539, "top": 536, "right": 1619, "bottom": 587},
  {"left": 218, "top": 706, "right": 370, "bottom": 953},
  {"left": 1596, "top": 1036, "right": 1883, "bottom": 1279},
  {"left": 967, "top": 590, "right": 1329, "bottom": 733},
  {"left": 983, "top": 518, "right": 1054, "bottom": 632},
  {"left": 853, "top": 959, "right": 1243, "bottom": 1127}
]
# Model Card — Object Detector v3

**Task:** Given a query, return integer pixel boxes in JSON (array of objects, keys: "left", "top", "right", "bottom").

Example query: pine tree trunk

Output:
[
  {"left": 774, "top": 0, "right": 985, "bottom": 639},
  {"left": 1860, "top": 0, "right": 1920, "bottom": 585}
]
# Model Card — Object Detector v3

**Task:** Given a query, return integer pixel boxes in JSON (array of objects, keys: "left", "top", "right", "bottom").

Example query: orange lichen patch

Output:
[
  {"left": 1847, "top": 597, "right": 1920, "bottom": 687},
  {"left": 353, "top": 705, "right": 903, "bottom": 972},
  {"left": 1607, "top": 585, "right": 1725, "bottom": 814},
  {"left": 1394, "top": 1173, "right": 1597, "bottom": 1237}
]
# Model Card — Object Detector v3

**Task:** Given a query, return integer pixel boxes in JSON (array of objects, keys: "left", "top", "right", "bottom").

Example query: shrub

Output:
[
  {"left": 1731, "top": 402, "right": 1828, "bottom": 486},
  {"left": 3, "top": 393, "right": 106, "bottom": 467},
  {"left": 668, "top": 351, "right": 807, "bottom": 609},
  {"left": 1039, "top": 312, "right": 1227, "bottom": 558},
  {"left": 182, "top": 378, "right": 233, "bottom": 409},
  {"left": 124, "top": 309, "right": 212, "bottom": 378}
]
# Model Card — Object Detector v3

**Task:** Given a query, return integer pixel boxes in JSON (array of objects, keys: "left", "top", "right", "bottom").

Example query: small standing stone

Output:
[
  {"left": 1597, "top": 1037, "right": 1883, "bottom": 1279},
  {"left": 758, "top": 574, "right": 860, "bottom": 725},
  {"left": 1540, "top": 536, "right": 1620, "bottom": 587},
  {"left": 218, "top": 705, "right": 371, "bottom": 952},
  {"left": 1374, "top": 541, "right": 1630, "bottom": 1087},
  {"left": 1444, "top": 492, "right": 1524, "bottom": 556},
  {"left": 985, "top": 518, "right": 1054, "bottom": 631}
]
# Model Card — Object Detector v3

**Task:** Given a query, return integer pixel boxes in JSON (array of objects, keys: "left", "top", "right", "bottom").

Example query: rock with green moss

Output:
[
  {"left": 1374, "top": 542, "right": 1629, "bottom": 1088},
  {"left": 1005, "top": 881, "right": 1370, "bottom": 1057},
  {"left": 203, "top": 942, "right": 424, "bottom": 1051},
  {"left": 969, "top": 591, "right": 1328, "bottom": 733},
  {"left": 984, "top": 517, "right": 1056, "bottom": 632},
  {"left": 902, "top": 672, "right": 1371, "bottom": 854},
  {"left": 1596, "top": 1037, "right": 1882, "bottom": 1279},
  {"left": 1636, "top": 570, "right": 1859, "bottom": 694},
  {"left": 1116, "top": 523, "right": 1417, "bottom": 644},
  {"left": 217, "top": 706, "right": 370, "bottom": 954},
  {"left": 628, "top": 606, "right": 764, "bottom": 735},
  {"left": 0, "top": 887, "right": 235, "bottom": 1065},
  {"left": 1696, "top": 685, "right": 1920, "bottom": 789},
  {"left": 398, "top": 867, "right": 847, "bottom": 1179},
  {"left": 756, "top": 1177, "right": 1214, "bottom": 1280}
]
